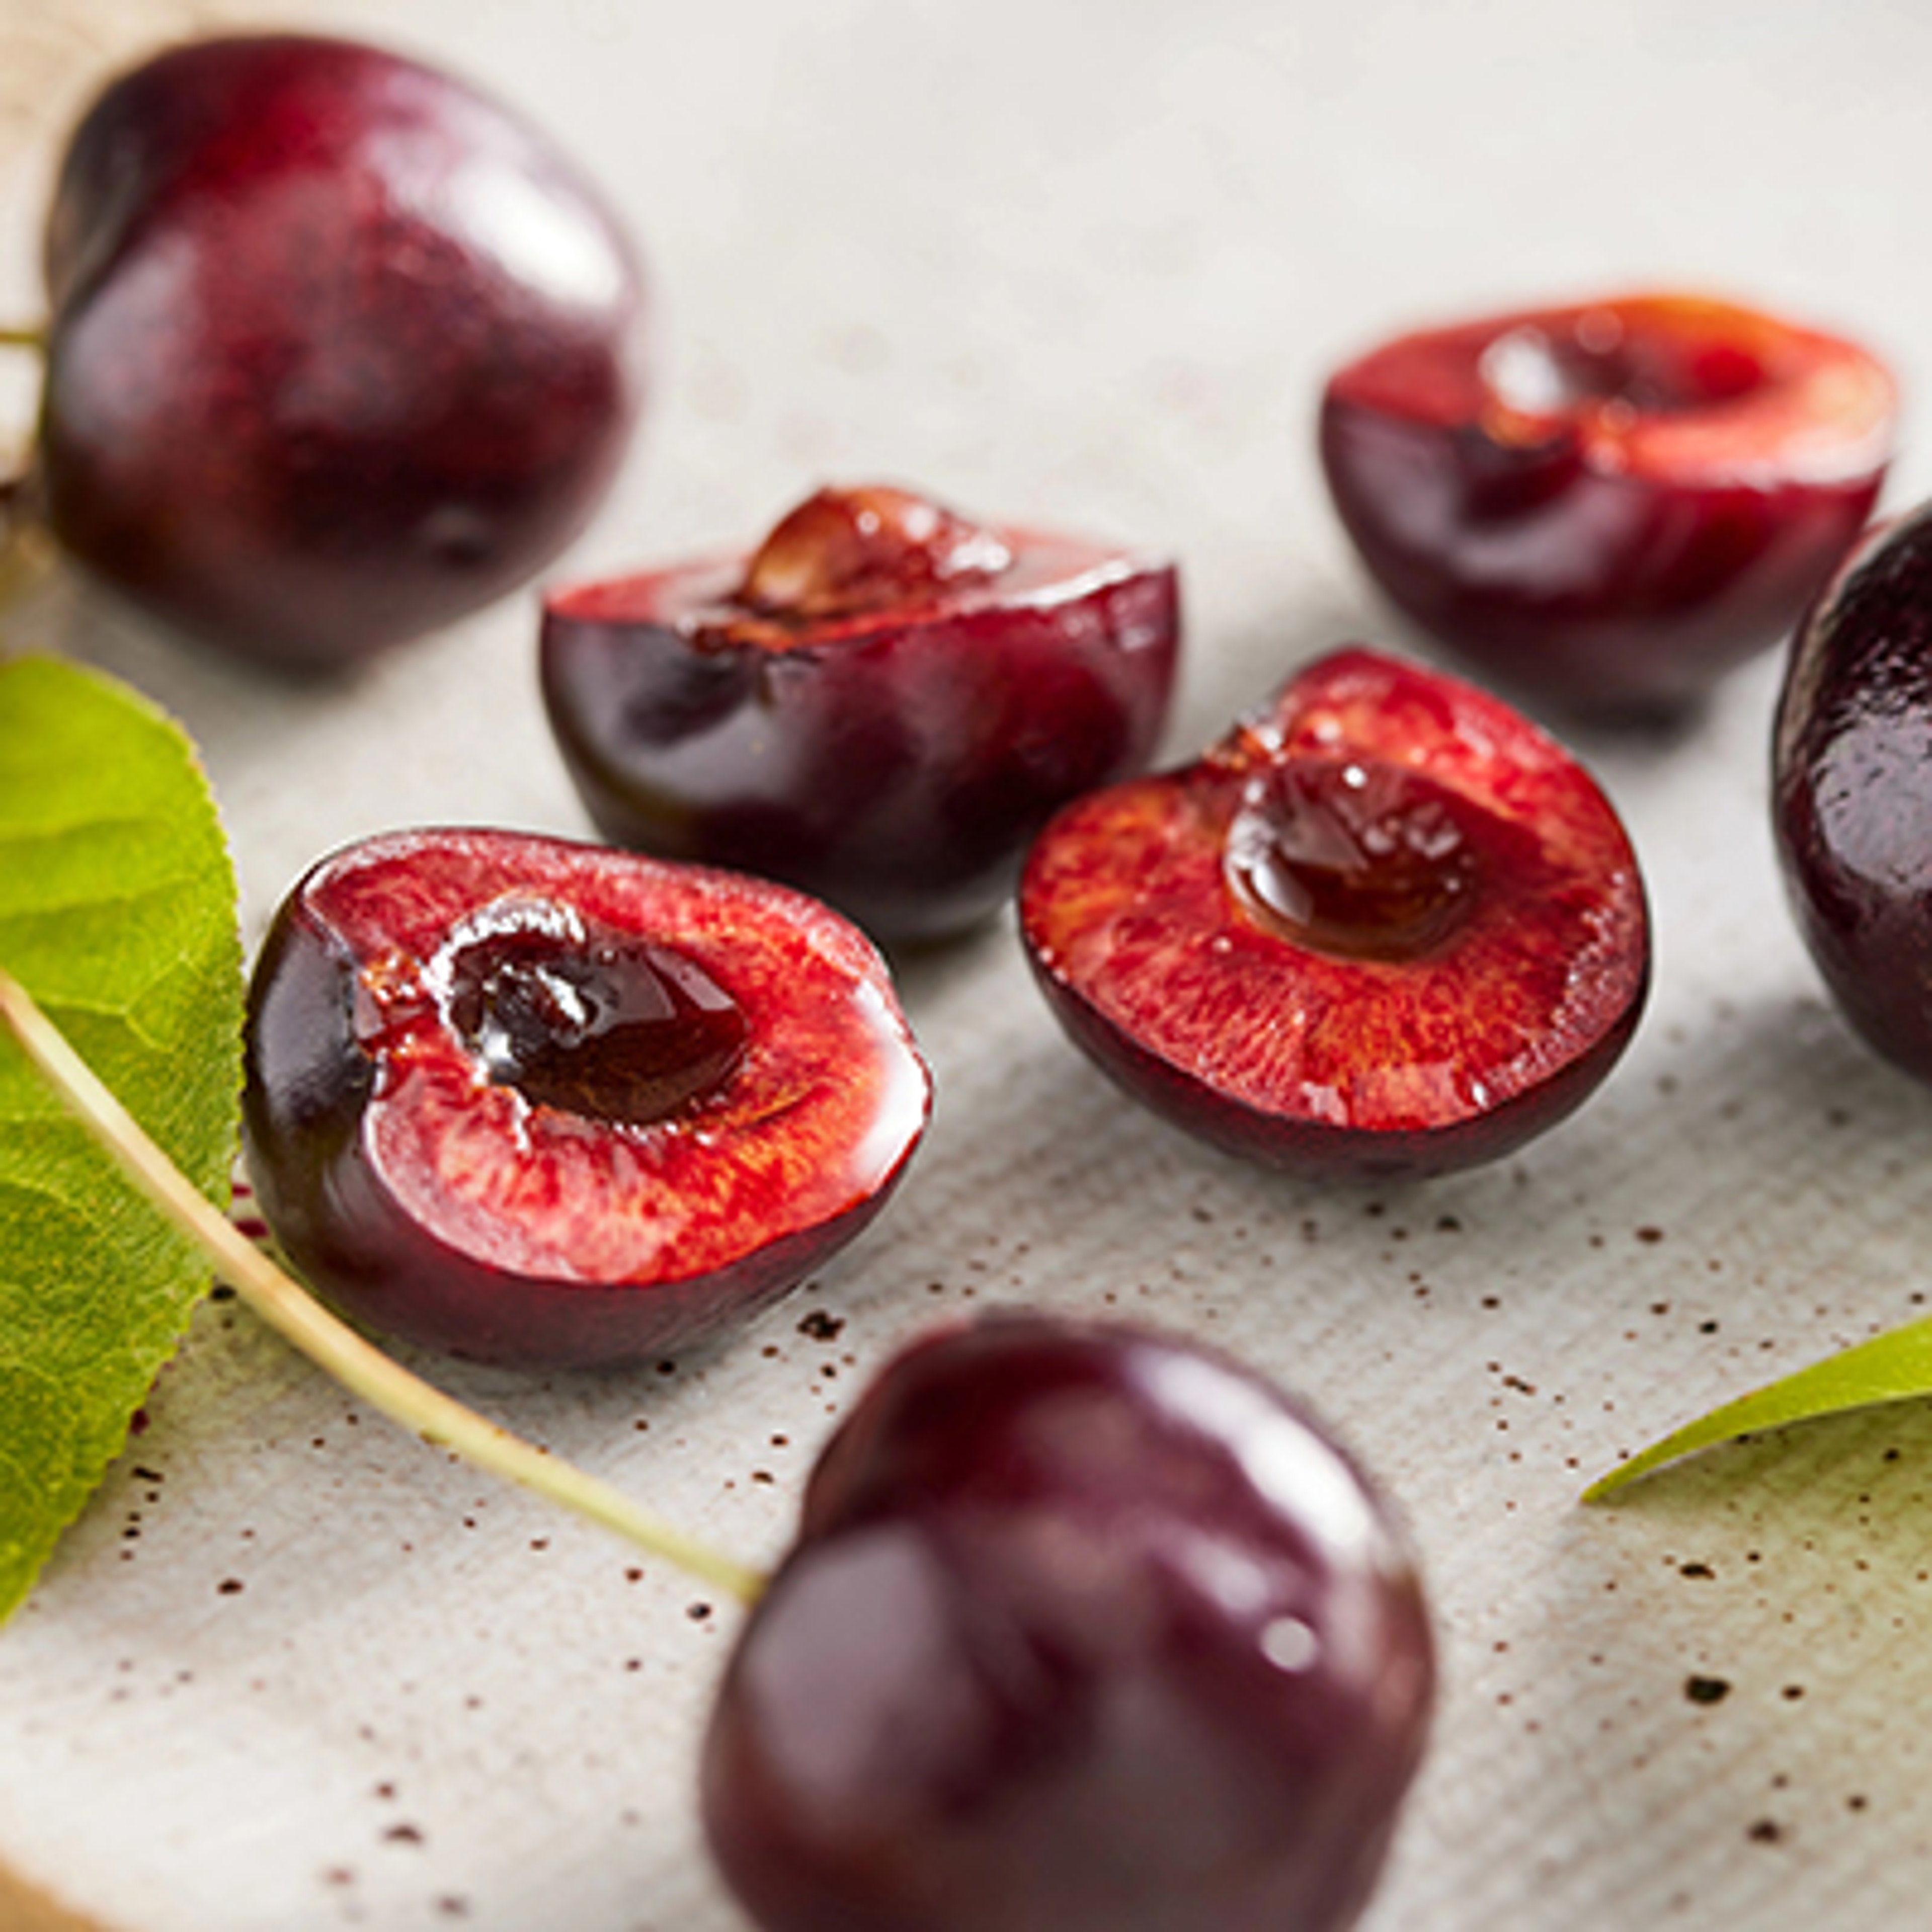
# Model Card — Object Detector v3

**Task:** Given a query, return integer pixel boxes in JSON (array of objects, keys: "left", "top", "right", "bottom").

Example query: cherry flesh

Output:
[
  {"left": 540, "top": 483, "right": 1180, "bottom": 943},
  {"left": 703, "top": 1313, "right": 1435, "bottom": 1932},
  {"left": 1019, "top": 647, "right": 1650, "bottom": 1180},
  {"left": 241, "top": 830, "right": 930, "bottom": 1368},
  {"left": 1774, "top": 500, "right": 1932, "bottom": 1084},
  {"left": 1321, "top": 294, "right": 1895, "bottom": 715},
  {"left": 39, "top": 33, "right": 646, "bottom": 671}
]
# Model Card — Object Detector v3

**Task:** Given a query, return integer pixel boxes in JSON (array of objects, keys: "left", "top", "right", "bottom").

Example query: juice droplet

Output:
[
  {"left": 441, "top": 917, "right": 748, "bottom": 1125},
  {"left": 1224, "top": 757, "right": 1480, "bottom": 962}
]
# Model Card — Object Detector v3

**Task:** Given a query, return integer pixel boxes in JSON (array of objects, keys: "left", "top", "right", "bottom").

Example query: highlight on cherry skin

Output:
[
  {"left": 703, "top": 1312, "right": 1436, "bottom": 1932},
  {"left": 1019, "top": 646, "right": 1651, "bottom": 1181},
  {"left": 1774, "top": 497, "right": 1932, "bottom": 1088},
  {"left": 539, "top": 481, "right": 1181, "bottom": 943},
  {"left": 30, "top": 31, "right": 646, "bottom": 671},
  {"left": 240, "top": 828, "right": 931, "bottom": 1369},
  {"left": 1320, "top": 293, "right": 1896, "bottom": 716}
]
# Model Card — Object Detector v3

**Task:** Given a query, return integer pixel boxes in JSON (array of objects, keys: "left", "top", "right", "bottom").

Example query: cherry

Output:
[
  {"left": 702, "top": 1313, "right": 1435, "bottom": 1932},
  {"left": 539, "top": 482, "right": 1180, "bottom": 943},
  {"left": 1019, "top": 647, "right": 1650, "bottom": 1180},
  {"left": 1774, "top": 499, "right": 1932, "bottom": 1084},
  {"left": 1320, "top": 294, "right": 1895, "bottom": 715},
  {"left": 240, "top": 829, "right": 930, "bottom": 1367},
  {"left": 35, "top": 33, "right": 645, "bottom": 670},
  {"left": 3, "top": 976, "right": 1435, "bottom": 1931}
]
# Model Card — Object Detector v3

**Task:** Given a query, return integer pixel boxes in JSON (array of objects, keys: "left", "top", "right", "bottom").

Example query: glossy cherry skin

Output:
[
  {"left": 1019, "top": 647, "right": 1650, "bottom": 1180},
  {"left": 540, "top": 484, "right": 1180, "bottom": 943},
  {"left": 703, "top": 1314, "right": 1435, "bottom": 1932},
  {"left": 1321, "top": 294, "right": 1894, "bottom": 715},
  {"left": 241, "top": 830, "right": 929, "bottom": 1368},
  {"left": 40, "top": 33, "right": 646, "bottom": 671},
  {"left": 1774, "top": 501, "right": 1932, "bottom": 1084}
]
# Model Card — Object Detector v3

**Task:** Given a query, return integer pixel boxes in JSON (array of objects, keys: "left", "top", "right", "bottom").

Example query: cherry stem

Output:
[{"left": 0, "top": 968, "right": 767, "bottom": 1609}]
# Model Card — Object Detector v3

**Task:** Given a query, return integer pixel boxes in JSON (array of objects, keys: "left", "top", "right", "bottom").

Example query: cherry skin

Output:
[
  {"left": 241, "top": 830, "right": 930, "bottom": 1368},
  {"left": 1321, "top": 294, "right": 1895, "bottom": 716},
  {"left": 1019, "top": 647, "right": 1650, "bottom": 1180},
  {"left": 38, "top": 33, "right": 646, "bottom": 671},
  {"left": 539, "top": 483, "right": 1180, "bottom": 943},
  {"left": 1774, "top": 500, "right": 1932, "bottom": 1085},
  {"left": 703, "top": 1313, "right": 1435, "bottom": 1932}
]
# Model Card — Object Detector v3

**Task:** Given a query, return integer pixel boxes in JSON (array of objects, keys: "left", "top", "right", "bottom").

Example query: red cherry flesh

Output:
[{"left": 1019, "top": 647, "right": 1650, "bottom": 1180}]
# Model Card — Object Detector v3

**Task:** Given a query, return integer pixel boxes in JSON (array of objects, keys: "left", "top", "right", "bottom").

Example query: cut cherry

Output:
[
  {"left": 1320, "top": 294, "right": 1895, "bottom": 714},
  {"left": 702, "top": 1312, "right": 1435, "bottom": 1932},
  {"left": 1019, "top": 647, "right": 1650, "bottom": 1180},
  {"left": 36, "top": 33, "right": 645, "bottom": 670},
  {"left": 540, "top": 482, "right": 1180, "bottom": 942},
  {"left": 241, "top": 830, "right": 930, "bottom": 1367},
  {"left": 1775, "top": 499, "right": 1932, "bottom": 1085}
]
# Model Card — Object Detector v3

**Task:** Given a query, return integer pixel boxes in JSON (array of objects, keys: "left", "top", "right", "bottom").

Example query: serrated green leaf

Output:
[
  {"left": 0, "top": 655, "right": 242, "bottom": 1620},
  {"left": 1583, "top": 1318, "right": 1932, "bottom": 1501}
]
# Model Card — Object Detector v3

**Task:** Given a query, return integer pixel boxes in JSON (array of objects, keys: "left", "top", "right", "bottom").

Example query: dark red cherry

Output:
[
  {"left": 1019, "top": 647, "right": 1650, "bottom": 1180},
  {"left": 703, "top": 1313, "right": 1435, "bottom": 1932},
  {"left": 539, "top": 482, "right": 1180, "bottom": 942},
  {"left": 38, "top": 33, "right": 646, "bottom": 670},
  {"left": 1774, "top": 500, "right": 1932, "bottom": 1083},
  {"left": 1321, "top": 294, "right": 1895, "bottom": 714},
  {"left": 240, "top": 829, "right": 929, "bottom": 1367}
]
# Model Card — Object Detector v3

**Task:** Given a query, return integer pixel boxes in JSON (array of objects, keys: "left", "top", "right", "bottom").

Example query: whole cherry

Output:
[
  {"left": 241, "top": 829, "right": 929, "bottom": 1367},
  {"left": 1321, "top": 294, "right": 1895, "bottom": 715},
  {"left": 703, "top": 1313, "right": 1435, "bottom": 1932},
  {"left": 1774, "top": 499, "right": 1932, "bottom": 1085},
  {"left": 36, "top": 33, "right": 646, "bottom": 670},
  {"left": 1020, "top": 647, "right": 1650, "bottom": 1180},
  {"left": 540, "top": 482, "right": 1180, "bottom": 943}
]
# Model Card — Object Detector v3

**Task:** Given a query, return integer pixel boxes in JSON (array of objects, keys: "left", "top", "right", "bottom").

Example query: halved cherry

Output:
[
  {"left": 242, "top": 829, "right": 931, "bottom": 1367},
  {"left": 1019, "top": 647, "right": 1650, "bottom": 1180},
  {"left": 539, "top": 483, "right": 1181, "bottom": 943},
  {"left": 1320, "top": 294, "right": 1895, "bottom": 715}
]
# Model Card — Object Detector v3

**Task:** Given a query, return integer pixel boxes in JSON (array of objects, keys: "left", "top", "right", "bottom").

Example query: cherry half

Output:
[
  {"left": 37, "top": 32, "right": 646, "bottom": 671},
  {"left": 1774, "top": 498, "right": 1932, "bottom": 1085},
  {"left": 540, "top": 483, "right": 1180, "bottom": 943},
  {"left": 703, "top": 1313, "right": 1435, "bottom": 1932},
  {"left": 1019, "top": 647, "right": 1650, "bottom": 1180},
  {"left": 1320, "top": 294, "right": 1895, "bottom": 715},
  {"left": 241, "top": 829, "right": 930, "bottom": 1367}
]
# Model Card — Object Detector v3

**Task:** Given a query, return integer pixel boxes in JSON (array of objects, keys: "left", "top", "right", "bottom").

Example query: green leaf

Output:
[
  {"left": 1583, "top": 1317, "right": 1932, "bottom": 1501},
  {"left": 0, "top": 655, "right": 242, "bottom": 1620}
]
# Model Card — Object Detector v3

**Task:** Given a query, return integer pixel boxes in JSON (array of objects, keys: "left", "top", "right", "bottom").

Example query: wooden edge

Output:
[{"left": 0, "top": 1854, "right": 118, "bottom": 1932}]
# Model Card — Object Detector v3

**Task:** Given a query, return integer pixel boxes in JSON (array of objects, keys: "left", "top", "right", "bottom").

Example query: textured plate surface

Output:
[{"left": 4, "top": 0, "right": 1932, "bottom": 1926}]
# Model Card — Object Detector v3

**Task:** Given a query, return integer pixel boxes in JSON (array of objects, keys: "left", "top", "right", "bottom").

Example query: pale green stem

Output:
[{"left": 0, "top": 969, "right": 765, "bottom": 1608}]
